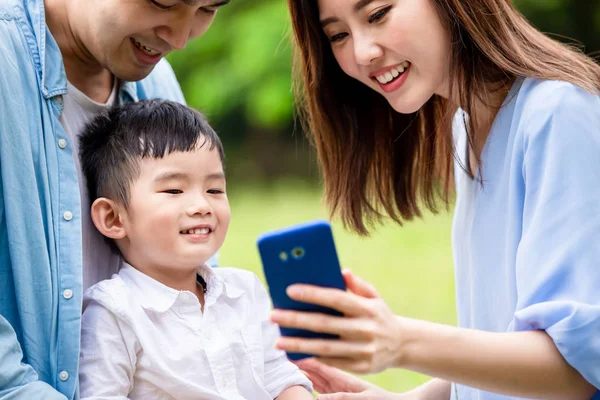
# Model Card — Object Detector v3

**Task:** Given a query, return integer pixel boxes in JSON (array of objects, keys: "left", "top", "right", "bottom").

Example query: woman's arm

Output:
[
  {"left": 400, "top": 318, "right": 595, "bottom": 400},
  {"left": 271, "top": 271, "right": 596, "bottom": 400}
]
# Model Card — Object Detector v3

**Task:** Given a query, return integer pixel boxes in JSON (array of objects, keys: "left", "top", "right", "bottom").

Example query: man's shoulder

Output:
[{"left": 0, "top": 0, "right": 24, "bottom": 18}]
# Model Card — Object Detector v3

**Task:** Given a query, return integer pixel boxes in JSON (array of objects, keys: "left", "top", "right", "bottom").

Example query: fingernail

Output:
[
  {"left": 270, "top": 310, "right": 280, "bottom": 321},
  {"left": 287, "top": 285, "right": 302, "bottom": 297}
]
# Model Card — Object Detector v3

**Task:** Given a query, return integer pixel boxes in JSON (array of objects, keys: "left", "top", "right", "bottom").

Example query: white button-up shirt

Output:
[{"left": 79, "top": 263, "right": 312, "bottom": 399}]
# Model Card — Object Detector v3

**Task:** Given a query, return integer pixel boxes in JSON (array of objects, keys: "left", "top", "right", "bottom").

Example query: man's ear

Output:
[{"left": 90, "top": 197, "right": 127, "bottom": 240}]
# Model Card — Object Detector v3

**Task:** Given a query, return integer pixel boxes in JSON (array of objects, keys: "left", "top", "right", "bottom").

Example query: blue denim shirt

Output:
[{"left": 0, "top": 1, "right": 185, "bottom": 398}]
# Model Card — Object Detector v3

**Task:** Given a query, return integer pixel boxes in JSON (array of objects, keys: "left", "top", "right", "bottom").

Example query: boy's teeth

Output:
[
  {"left": 183, "top": 228, "right": 210, "bottom": 234},
  {"left": 375, "top": 61, "right": 411, "bottom": 84}
]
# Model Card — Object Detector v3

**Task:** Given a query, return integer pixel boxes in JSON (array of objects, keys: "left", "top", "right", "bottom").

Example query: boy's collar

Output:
[{"left": 118, "top": 262, "right": 244, "bottom": 313}]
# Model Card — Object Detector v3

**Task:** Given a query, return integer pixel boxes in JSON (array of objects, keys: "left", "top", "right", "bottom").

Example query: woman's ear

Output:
[{"left": 90, "top": 198, "right": 126, "bottom": 240}]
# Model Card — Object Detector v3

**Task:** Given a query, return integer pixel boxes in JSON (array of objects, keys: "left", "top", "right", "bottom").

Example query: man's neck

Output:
[{"left": 44, "top": 0, "right": 114, "bottom": 102}]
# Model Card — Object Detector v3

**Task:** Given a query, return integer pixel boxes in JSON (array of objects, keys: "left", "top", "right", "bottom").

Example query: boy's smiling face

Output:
[{"left": 118, "top": 145, "right": 230, "bottom": 274}]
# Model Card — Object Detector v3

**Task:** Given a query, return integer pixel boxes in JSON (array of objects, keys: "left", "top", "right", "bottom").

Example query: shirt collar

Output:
[
  {"left": 120, "top": 81, "right": 140, "bottom": 103},
  {"left": 118, "top": 263, "right": 244, "bottom": 313},
  {"left": 22, "top": 0, "right": 67, "bottom": 98}
]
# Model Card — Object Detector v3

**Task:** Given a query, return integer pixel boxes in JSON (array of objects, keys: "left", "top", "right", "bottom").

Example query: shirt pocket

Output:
[{"left": 241, "top": 323, "right": 265, "bottom": 385}]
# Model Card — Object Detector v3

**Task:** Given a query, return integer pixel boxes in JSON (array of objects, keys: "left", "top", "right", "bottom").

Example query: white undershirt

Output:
[{"left": 58, "top": 80, "right": 122, "bottom": 291}]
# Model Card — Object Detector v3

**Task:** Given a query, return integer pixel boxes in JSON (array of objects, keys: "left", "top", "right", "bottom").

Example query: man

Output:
[{"left": 0, "top": 0, "right": 228, "bottom": 398}]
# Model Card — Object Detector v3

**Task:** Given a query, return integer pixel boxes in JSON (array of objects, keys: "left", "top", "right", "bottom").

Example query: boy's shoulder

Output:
[
  {"left": 210, "top": 267, "right": 265, "bottom": 298},
  {"left": 83, "top": 274, "right": 134, "bottom": 319}
]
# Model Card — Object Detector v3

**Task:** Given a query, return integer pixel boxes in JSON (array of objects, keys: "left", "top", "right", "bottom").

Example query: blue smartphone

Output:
[{"left": 257, "top": 220, "right": 346, "bottom": 360}]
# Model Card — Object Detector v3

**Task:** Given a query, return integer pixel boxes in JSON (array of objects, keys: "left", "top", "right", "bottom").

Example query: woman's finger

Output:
[
  {"left": 318, "top": 393, "right": 372, "bottom": 400},
  {"left": 317, "top": 356, "right": 374, "bottom": 374},
  {"left": 294, "top": 358, "right": 371, "bottom": 393},
  {"left": 285, "top": 284, "right": 368, "bottom": 316},
  {"left": 271, "top": 309, "right": 371, "bottom": 338},
  {"left": 276, "top": 336, "right": 375, "bottom": 359},
  {"left": 271, "top": 309, "right": 343, "bottom": 335}
]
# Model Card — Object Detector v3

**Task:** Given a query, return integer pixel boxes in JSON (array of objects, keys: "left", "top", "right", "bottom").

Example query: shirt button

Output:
[
  {"left": 58, "top": 139, "right": 67, "bottom": 149},
  {"left": 58, "top": 371, "right": 69, "bottom": 381},
  {"left": 63, "top": 289, "right": 73, "bottom": 300},
  {"left": 63, "top": 211, "right": 73, "bottom": 221}
]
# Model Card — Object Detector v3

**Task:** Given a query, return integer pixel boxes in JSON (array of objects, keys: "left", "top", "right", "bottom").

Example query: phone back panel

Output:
[{"left": 258, "top": 220, "right": 345, "bottom": 360}]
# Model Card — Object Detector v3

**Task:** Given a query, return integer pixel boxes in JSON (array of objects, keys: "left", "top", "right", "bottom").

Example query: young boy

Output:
[{"left": 77, "top": 100, "right": 313, "bottom": 399}]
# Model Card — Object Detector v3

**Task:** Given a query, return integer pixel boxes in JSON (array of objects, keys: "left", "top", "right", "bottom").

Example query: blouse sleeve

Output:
[{"left": 511, "top": 83, "right": 600, "bottom": 390}]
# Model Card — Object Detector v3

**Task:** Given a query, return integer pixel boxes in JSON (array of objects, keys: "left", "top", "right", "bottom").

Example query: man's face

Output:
[{"left": 71, "top": 0, "right": 229, "bottom": 81}]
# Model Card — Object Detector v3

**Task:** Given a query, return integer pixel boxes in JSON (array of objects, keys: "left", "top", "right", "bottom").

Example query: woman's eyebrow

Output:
[
  {"left": 179, "top": 0, "right": 231, "bottom": 6},
  {"left": 321, "top": 0, "right": 376, "bottom": 27}
]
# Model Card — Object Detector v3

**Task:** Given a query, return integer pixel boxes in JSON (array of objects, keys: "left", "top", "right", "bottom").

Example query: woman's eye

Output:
[
  {"left": 368, "top": 6, "right": 391, "bottom": 23},
  {"left": 329, "top": 32, "right": 348, "bottom": 43},
  {"left": 199, "top": 7, "right": 217, "bottom": 15},
  {"left": 149, "top": 0, "right": 176, "bottom": 10},
  {"left": 163, "top": 189, "right": 183, "bottom": 194}
]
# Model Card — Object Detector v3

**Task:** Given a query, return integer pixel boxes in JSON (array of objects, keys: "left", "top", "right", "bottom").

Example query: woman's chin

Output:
[{"left": 388, "top": 95, "right": 430, "bottom": 114}]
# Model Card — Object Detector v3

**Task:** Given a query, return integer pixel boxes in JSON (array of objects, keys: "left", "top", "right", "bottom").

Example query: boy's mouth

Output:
[{"left": 180, "top": 227, "right": 212, "bottom": 235}]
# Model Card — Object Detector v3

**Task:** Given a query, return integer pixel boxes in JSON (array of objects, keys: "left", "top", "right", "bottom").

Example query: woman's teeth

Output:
[
  {"left": 375, "top": 61, "right": 410, "bottom": 84},
  {"left": 131, "top": 38, "right": 160, "bottom": 56},
  {"left": 181, "top": 228, "right": 210, "bottom": 235}
]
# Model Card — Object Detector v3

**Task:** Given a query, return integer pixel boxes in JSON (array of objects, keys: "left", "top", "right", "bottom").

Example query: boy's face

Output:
[{"left": 120, "top": 145, "right": 230, "bottom": 272}]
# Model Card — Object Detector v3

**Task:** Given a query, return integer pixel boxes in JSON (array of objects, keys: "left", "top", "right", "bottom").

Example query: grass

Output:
[{"left": 220, "top": 180, "right": 456, "bottom": 394}]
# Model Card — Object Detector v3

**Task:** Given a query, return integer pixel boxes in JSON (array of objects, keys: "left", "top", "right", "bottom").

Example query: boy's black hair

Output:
[{"left": 79, "top": 99, "right": 224, "bottom": 207}]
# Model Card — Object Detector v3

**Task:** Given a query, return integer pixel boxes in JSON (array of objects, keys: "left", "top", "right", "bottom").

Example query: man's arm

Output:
[{"left": 0, "top": 316, "right": 67, "bottom": 399}]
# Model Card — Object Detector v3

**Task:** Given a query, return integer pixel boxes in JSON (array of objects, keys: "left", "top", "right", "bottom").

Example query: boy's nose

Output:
[{"left": 186, "top": 196, "right": 212, "bottom": 216}]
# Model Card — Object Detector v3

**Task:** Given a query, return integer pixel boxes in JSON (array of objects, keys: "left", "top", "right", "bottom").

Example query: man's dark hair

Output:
[{"left": 79, "top": 99, "right": 224, "bottom": 207}]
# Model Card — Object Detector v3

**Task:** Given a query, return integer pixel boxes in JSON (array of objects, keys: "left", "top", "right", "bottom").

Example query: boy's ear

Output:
[{"left": 90, "top": 197, "right": 126, "bottom": 240}]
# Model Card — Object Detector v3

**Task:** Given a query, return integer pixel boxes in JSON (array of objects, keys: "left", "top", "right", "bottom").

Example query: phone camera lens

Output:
[{"left": 291, "top": 247, "right": 305, "bottom": 259}]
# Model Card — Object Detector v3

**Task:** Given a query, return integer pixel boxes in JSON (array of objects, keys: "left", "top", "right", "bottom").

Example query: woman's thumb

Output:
[{"left": 343, "top": 269, "right": 379, "bottom": 298}]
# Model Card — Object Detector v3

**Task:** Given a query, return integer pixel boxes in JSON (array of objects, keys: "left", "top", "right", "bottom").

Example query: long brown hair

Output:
[{"left": 288, "top": 0, "right": 600, "bottom": 235}]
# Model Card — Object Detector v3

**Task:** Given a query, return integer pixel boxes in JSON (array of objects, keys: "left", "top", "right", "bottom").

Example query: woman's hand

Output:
[
  {"left": 270, "top": 269, "right": 407, "bottom": 374},
  {"left": 295, "top": 358, "right": 401, "bottom": 399}
]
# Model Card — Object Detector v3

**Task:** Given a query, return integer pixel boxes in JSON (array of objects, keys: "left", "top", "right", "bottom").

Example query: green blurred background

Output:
[{"left": 167, "top": 1, "right": 600, "bottom": 393}]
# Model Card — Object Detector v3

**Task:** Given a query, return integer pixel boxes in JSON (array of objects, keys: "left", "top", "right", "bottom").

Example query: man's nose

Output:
[{"left": 156, "top": 11, "right": 195, "bottom": 50}]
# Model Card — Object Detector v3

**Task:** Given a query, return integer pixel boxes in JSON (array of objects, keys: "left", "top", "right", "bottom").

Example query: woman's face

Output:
[{"left": 317, "top": 0, "right": 452, "bottom": 113}]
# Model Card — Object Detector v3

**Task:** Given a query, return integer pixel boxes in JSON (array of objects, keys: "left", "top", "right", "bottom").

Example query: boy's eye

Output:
[
  {"left": 207, "top": 189, "right": 224, "bottom": 194},
  {"left": 163, "top": 189, "right": 183, "bottom": 194},
  {"left": 368, "top": 6, "right": 391, "bottom": 23}
]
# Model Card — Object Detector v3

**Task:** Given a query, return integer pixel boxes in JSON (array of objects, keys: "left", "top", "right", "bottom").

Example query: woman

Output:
[{"left": 270, "top": 0, "right": 600, "bottom": 399}]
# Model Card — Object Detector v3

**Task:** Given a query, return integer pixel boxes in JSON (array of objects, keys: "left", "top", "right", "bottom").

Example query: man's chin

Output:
[{"left": 109, "top": 65, "right": 157, "bottom": 83}]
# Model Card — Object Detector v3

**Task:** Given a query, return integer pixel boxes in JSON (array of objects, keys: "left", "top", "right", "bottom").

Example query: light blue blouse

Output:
[{"left": 452, "top": 78, "right": 600, "bottom": 400}]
